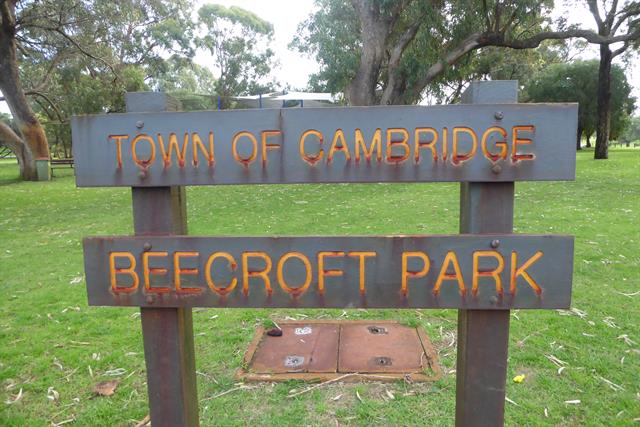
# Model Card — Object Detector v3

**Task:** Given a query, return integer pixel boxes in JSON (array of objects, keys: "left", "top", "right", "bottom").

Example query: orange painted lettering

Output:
[
  {"left": 386, "top": 128, "right": 410, "bottom": 163},
  {"left": 414, "top": 128, "right": 438, "bottom": 163},
  {"left": 401, "top": 251, "right": 430, "bottom": 296},
  {"left": 205, "top": 252, "right": 238, "bottom": 296},
  {"left": 143, "top": 251, "right": 170, "bottom": 293},
  {"left": 348, "top": 251, "right": 376, "bottom": 294},
  {"left": 433, "top": 251, "right": 466, "bottom": 296},
  {"left": 327, "top": 129, "right": 351, "bottom": 162},
  {"left": 158, "top": 132, "right": 188, "bottom": 167},
  {"left": 109, "top": 134, "right": 128, "bottom": 169},
  {"left": 510, "top": 251, "right": 543, "bottom": 295},
  {"left": 472, "top": 250, "right": 504, "bottom": 296},
  {"left": 192, "top": 132, "right": 215, "bottom": 167},
  {"left": 261, "top": 130, "right": 282, "bottom": 165},
  {"left": 512, "top": 125, "right": 535, "bottom": 162},
  {"left": 232, "top": 131, "right": 258, "bottom": 166},
  {"left": 452, "top": 127, "right": 478, "bottom": 164},
  {"left": 299, "top": 129, "right": 323, "bottom": 165},
  {"left": 109, "top": 251, "right": 139, "bottom": 293},
  {"left": 131, "top": 134, "right": 156, "bottom": 168},
  {"left": 354, "top": 128, "right": 382, "bottom": 162},
  {"left": 277, "top": 252, "right": 312, "bottom": 296},
  {"left": 242, "top": 251, "right": 272, "bottom": 295},
  {"left": 481, "top": 127, "right": 508, "bottom": 162},
  {"left": 173, "top": 251, "right": 201, "bottom": 294},
  {"left": 318, "top": 251, "right": 345, "bottom": 293}
]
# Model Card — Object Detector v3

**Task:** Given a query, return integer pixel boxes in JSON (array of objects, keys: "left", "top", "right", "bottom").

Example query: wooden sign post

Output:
[{"left": 72, "top": 81, "right": 577, "bottom": 426}]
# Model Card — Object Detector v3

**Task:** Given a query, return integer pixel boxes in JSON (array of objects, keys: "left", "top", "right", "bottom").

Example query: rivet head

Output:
[
  {"left": 138, "top": 170, "right": 147, "bottom": 179},
  {"left": 491, "top": 239, "right": 500, "bottom": 248},
  {"left": 135, "top": 120, "right": 144, "bottom": 129},
  {"left": 146, "top": 295, "right": 154, "bottom": 304},
  {"left": 143, "top": 242, "right": 152, "bottom": 251},
  {"left": 491, "top": 164, "right": 502, "bottom": 174},
  {"left": 490, "top": 296, "right": 499, "bottom": 304},
  {"left": 494, "top": 111, "right": 504, "bottom": 120}
]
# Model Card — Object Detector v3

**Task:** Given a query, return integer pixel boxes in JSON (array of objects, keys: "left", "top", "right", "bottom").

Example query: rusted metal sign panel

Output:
[
  {"left": 71, "top": 104, "right": 577, "bottom": 187},
  {"left": 83, "top": 234, "right": 573, "bottom": 309}
]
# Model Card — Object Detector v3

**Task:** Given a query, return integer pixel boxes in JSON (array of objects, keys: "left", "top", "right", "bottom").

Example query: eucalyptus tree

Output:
[
  {"left": 293, "top": 0, "right": 636, "bottom": 107},
  {"left": 197, "top": 4, "right": 276, "bottom": 109},
  {"left": 0, "top": 0, "right": 193, "bottom": 180},
  {"left": 585, "top": 0, "right": 639, "bottom": 159},
  {"left": 525, "top": 60, "right": 635, "bottom": 150}
]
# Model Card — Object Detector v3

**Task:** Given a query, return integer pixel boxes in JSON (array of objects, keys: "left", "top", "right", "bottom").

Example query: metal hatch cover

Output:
[{"left": 238, "top": 320, "right": 441, "bottom": 382}]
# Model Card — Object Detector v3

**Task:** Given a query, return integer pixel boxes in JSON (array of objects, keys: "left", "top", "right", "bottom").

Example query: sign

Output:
[
  {"left": 83, "top": 234, "right": 573, "bottom": 309},
  {"left": 71, "top": 104, "right": 577, "bottom": 187}
]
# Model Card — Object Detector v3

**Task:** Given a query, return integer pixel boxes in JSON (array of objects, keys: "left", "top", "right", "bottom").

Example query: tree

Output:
[
  {"left": 525, "top": 60, "right": 635, "bottom": 150},
  {"left": 0, "top": 0, "right": 193, "bottom": 180},
  {"left": 293, "top": 0, "right": 637, "bottom": 106},
  {"left": 586, "top": 0, "right": 639, "bottom": 159},
  {"left": 619, "top": 115, "right": 640, "bottom": 146},
  {"left": 197, "top": 4, "right": 276, "bottom": 109},
  {"left": 148, "top": 55, "right": 219, "bottom": 111}
]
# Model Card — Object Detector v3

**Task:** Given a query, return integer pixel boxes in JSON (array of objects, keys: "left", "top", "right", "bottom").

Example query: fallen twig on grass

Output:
[
  {"left": 202, "top": 384, "right": 256, "bottom": 401},
  {"left": 287, "top": 373, "right": 359, "bottom": 398},
  {"left": 51, "top": 416, "right": 75, "bottom": 426},
  {"left": 597, "top": 375, "right": 624, "bottom": 391},
  {"left": 134, "top": 414, "right": 150, "bottom": 427}
]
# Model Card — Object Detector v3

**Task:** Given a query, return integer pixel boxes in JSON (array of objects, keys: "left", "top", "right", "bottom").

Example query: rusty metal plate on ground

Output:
[
  {"left": 83, "top": 234, "right": 574, "bottom": 309},
  {"left": 71, "top": 103, "right": 577, "bottom": 187},
  {"left": 338, "top": 323, "right": 426, "bottom": 373},
  {"left": 239, "top": 320, "right": 441, "bottom": 382},
  {"left": 250, "top": 323, "right": 339, "bottom": 373}
]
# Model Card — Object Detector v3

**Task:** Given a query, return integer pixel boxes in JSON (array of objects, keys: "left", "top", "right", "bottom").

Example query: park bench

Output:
[{"left": 50, "top": 157, "right": 74, "bottom": 176}]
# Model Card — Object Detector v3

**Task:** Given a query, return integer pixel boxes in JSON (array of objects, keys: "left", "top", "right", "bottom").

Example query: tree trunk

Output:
[
  {"left": 594, "top": 44, "right": 612, "bottom": 159},
  {"left": 345, "top": 0, "right": 387, "bottom": 106},
  {"left": 576, "top": 121, "right": 582, "bottom": 150},
  {"left": 0, "top": 121, "right": 32, "bottom": 179},
  {"left": 0, "top": 1, "right": 50, "bottom": 180}
]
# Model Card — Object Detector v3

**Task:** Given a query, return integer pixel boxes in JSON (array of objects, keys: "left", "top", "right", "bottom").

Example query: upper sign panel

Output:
[{"left": 72, "top": 104, "right": 577, "bottom": 187}]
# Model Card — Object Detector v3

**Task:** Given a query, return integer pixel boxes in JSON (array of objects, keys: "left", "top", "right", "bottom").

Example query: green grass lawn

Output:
[{"left": 0, "top": 151, "right": 638, "bottom": 426}]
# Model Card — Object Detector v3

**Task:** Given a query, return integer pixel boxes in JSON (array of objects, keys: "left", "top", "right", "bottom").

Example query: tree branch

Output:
[
  {"left": 587, "top": 0, "right": 604, "bottom": 31},
  {"left": 612, "top": 4, "right": 640, "bottom": 34}
]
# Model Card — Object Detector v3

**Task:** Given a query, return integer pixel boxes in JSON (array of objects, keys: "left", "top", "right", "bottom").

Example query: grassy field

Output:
[{"left": 0, "top": 150, "right": 638, "bottom": 426}]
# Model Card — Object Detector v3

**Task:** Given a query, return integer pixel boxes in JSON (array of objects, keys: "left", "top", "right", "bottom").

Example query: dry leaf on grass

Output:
[
  {"left": 4, "top": 388, "right": 23, "bottom": 405},
  {"left": 355, "top": 390, "right": 363, "bottom": 402},
  {"left": 47, "top": 386, "right": 60, "bottom": 402},
  {"left": 92, "top": 379, "right": 119, "bottom": 397}
]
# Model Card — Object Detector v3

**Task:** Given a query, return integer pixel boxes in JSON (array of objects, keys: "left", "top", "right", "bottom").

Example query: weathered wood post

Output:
[
  {"left": 456, "top": 81, "right": 517, "bottom": 426},
  {"left": 125, "top": 92, "right": 199, "bottom": 426}
]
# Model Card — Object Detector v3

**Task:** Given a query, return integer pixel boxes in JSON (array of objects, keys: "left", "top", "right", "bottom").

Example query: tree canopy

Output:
[
  {"left": 292, "top": 0, "right": 636, "bottom": 106},
  {"left": 525, "top": 59, "right": 635, "bottom": 148}
]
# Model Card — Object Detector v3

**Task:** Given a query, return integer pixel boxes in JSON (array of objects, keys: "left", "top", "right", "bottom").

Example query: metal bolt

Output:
[
  {"left": 491, "top": 163, "right": 502, "bottom": 174},
  {"left": 143, "top": 242, "right": 152, "bottom": 252},
  {"left": 490, "top": 296, "right": 499, "bottom": 304},
  {"left": 146, "top": 295, "right": 154, "bottom": 304},
  {"left": 494, "top": 111, "right": 504, "bottom": 120},
  {"left": 135, "top": 120, "right": 144, "bottom": 129},
  {"left": 491, "top": 239, "right": 500, "bottom": 249},
  {"left": 138, "top": 170, "right": 147, "bottom": 179}
]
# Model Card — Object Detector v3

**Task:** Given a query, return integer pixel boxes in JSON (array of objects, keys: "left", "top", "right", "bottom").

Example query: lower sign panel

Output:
[{"left": 83, "top": 234, "right": 573, "bottom": 309}]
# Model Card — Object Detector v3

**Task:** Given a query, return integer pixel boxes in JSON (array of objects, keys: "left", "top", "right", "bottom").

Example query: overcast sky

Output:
[{"left": 1, "top": 0, "right": 638, "bottom": 115}]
